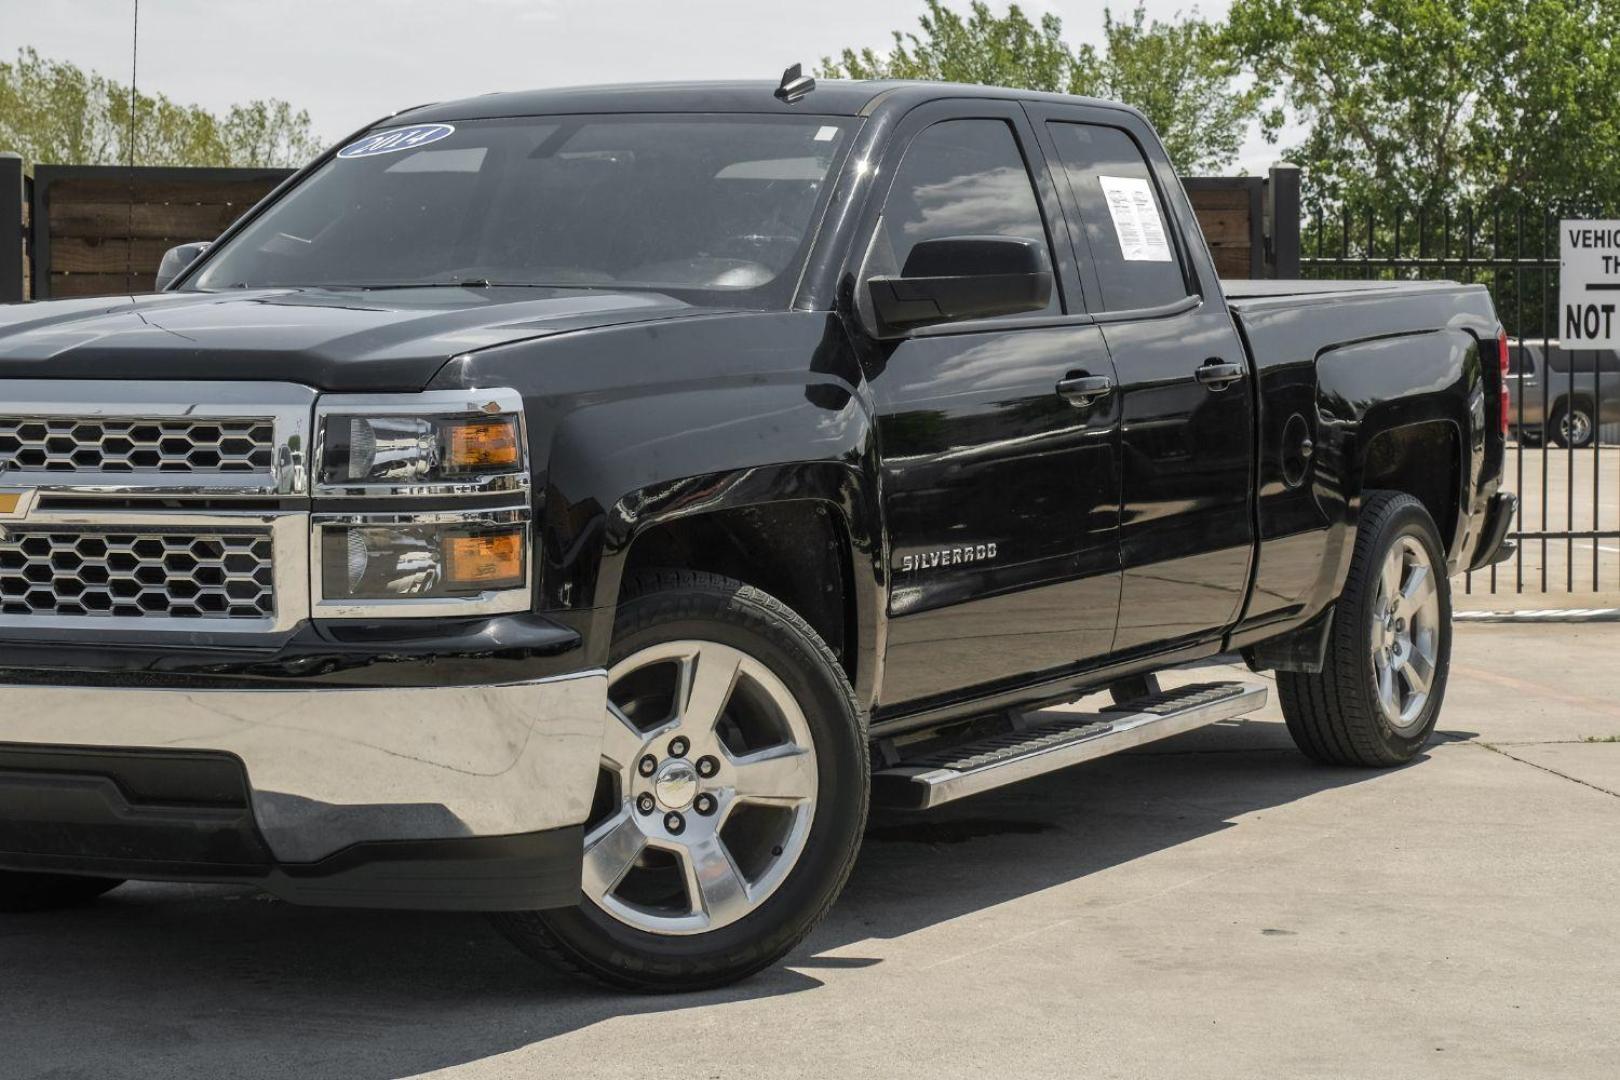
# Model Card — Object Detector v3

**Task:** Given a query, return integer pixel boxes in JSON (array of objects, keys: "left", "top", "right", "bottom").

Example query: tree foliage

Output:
[
  {"left": 1226, "top": 0, "right": 1620, "bottom": 214},
  {"left": 820, "top": 2, "right": 1072, "bottom": 94},
  {"left": 0, "top": 47, "right": 322, "bottom": 169},
  {"left": 819, "top": 1, "right": 1266, "bottom": 173},
  {"left": 1071, "top": 6, "right": 1270, "bottom": 174}
]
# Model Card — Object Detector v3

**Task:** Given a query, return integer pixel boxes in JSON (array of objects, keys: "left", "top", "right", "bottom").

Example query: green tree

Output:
[
  {"left": 1226, "top": 0, "right": 1620, "bottom": 214},
  {"left": 0, "top": 47, "right": 321, "bottom": 169},
  {"left": 1469, "top": 1, "right": 1620, "bottom": 214},
  {"left": 819, "top": 1, "right": 1266, "bottom": 173},
  {"left": 820, "top": 1, "right": 1072, "bottom": 93},
  {"left": 1071, "top": 6, "right": 1271, "bottom": 173}
]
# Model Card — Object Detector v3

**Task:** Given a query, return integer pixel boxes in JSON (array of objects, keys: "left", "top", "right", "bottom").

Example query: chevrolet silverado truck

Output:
[{"left": 0, "top": 76, "right": 1516, "bottom": 991}]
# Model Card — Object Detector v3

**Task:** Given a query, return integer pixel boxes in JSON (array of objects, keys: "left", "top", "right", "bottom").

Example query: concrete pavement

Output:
[{"left": 3, "top": 622, "right": 1618, "bottom": 1079}]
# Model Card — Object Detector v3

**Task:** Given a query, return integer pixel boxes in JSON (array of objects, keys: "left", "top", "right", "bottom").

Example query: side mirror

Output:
[
  {"left": 867, "top": 236, "right": 1053, "bottom": 335},
  {"left": 154, "top": 242, "right": 211, "bottom": 291}
]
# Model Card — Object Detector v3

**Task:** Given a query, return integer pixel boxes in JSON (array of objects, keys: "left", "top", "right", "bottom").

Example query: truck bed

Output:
[{"left": 1222, "top": 278, "right": 1472, "bottom": 308}]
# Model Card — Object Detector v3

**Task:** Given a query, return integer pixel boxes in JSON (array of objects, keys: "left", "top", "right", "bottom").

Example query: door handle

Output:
[
  {"left": 1195, "top": 359, "right": 1246, "bottom": 391},
  {"left": 1056, "top": 373, "right": 1114, "bottom": 407}
]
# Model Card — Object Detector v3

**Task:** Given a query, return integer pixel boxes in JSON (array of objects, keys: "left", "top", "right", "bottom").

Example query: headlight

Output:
[
  {"left": 309, "top": 388, "right": 533, "bottom": 619},
  {"left": 314, "top": 390, "right": 527, "bottom": 497},
  {"left": 324, "top": 520, "right": 526, "bottom": 599},
  {"left": 312, "top": 510, "right": 532, "bottom": 616}
]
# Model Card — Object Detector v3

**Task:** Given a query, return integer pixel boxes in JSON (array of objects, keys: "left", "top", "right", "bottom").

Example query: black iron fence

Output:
[{"left": 1304, "top": 204, "right": 1618, "bottom": 600}]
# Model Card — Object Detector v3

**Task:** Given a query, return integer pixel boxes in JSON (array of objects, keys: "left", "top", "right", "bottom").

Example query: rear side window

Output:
[
  {"left": 1046, "top": 122, "right": 1190, "bottom": 312},
  {"left": 870, "top": 118, "right": 1058, "bottom": 315},
  {"left": 1546, "top": 347, "right": 1620, "bottom": 374},
  {"left": 1507, "top": 344, "right": 1541, "bottom": 374}
]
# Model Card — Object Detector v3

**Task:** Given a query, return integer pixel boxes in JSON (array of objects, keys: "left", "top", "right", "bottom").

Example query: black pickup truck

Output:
[{"left": 0, "top": 76, "right": 1515, "bottom": 991}]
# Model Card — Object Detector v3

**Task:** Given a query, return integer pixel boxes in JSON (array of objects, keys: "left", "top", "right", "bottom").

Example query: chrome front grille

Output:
[
  {"left": 0, "top": 416, "right": 275, "bottom": 474},
  {"left": 0, "top": 528, "right": 275, "bottom": 620}
]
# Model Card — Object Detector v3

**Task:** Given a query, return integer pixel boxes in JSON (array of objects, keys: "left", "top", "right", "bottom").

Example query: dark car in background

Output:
[{"left": 1507, "top": 338, "right": 1620, "bottom": 447}]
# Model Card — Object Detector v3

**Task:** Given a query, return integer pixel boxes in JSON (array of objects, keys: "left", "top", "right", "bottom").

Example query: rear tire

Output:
[
  {"left": 1551, "top": 402, "right": 1596, "bottom": 448},
  {"left": 494, "top": 570, "right": 868, "bottom": 992},
  {"left": 0, "top": 871, "right": 122, "bottom": 913},
  {"left": 1278, "top": 491, "right": 1451, "bottom": 767}
]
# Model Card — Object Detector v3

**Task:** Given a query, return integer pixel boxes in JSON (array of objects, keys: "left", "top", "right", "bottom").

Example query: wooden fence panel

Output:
[
  {"left": 1183, "top": 167, "right": 1301, "bottom": 280},
  {"left": 31, "top": 165, "right": 293, "bottom": 298},
  {"left": 1185, "top": 178, "right": 1265, "bottom": 279}
]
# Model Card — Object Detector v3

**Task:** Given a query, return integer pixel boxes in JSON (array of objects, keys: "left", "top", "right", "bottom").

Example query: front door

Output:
[
  {"left": 857, "top": 105, "right": 1123, "bottom": 708},
  {"left": 1031, "top": 107, "right": 1255, "bottom": 652}
]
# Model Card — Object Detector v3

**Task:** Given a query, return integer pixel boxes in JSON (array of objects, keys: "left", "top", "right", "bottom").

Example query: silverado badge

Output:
[{"left": 899, "top": 542, "right": 998, "bottom": 573}]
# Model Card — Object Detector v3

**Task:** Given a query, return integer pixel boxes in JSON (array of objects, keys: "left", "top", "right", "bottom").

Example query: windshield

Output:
[{"left": 190, "top": 114, "right": 856, "bottom": 307}]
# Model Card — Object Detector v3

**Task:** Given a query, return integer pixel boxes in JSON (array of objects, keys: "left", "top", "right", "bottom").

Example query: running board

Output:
[{"left": 871, "top": 682, "right": 1267, "bottom": 810}]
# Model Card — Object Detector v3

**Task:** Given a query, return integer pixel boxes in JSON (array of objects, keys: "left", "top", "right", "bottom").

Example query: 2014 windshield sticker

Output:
[
  {"left": 337, "top": 124, "right": 457, "bottom": 159},
  {"left": 1098, "top": 175, "right": 1173, "bottom": 262}
]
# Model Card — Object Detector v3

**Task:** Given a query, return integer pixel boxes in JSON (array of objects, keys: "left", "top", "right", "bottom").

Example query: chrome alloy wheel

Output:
[
  {"left": 584, "top": 640, "right": 819, "bottom": 936},
  {"left": 1561, "top": 408, "right": 1594, "bottom": 447},
  {"left": 1370, "top": 536, "right": 1442, "bottom": 733}
]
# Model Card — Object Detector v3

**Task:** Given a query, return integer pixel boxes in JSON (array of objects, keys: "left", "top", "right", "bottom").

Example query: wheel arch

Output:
[
  {"left": 616, "top": 498, "right": 865, "bottom": 691},
  {"left": 1359, "top": 420, "right": 1463, "bottom": 556},
  {"left": 561, "top": 455, "right": 885, "bottom": 709},
  {"left": 1315, "top": 328, "right": 1481, "bottom": 564}
]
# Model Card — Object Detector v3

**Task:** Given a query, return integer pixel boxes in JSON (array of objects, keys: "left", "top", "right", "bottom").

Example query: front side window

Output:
[
  {"left": 869, "top": 118, "right": 1059, "bottom": 316},
  {"left": 191, "top": 115, "right": 855, "bottom": 309},
  {"left": 1046, "top": 122, "right": 1191, "bottom": 312}
]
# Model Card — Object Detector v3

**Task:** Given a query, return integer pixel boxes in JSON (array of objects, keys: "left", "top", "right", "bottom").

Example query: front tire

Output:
[
  {"left": 1278, "top": 492, "right": 1452, "bottom": 767},
  {"left": 0, "top": 871, "right": 122, "bottom": 913},
  {"left": 494, "top": 571, "right": 868, "bottom": 991}
]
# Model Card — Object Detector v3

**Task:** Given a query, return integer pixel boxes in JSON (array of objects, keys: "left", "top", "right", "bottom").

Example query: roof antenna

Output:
[
  {"left": 125, "top": 0, "right": 140, "bottom": 298},
  {"left": 775, "top": 63, "right": 816, "bottom": 104}
]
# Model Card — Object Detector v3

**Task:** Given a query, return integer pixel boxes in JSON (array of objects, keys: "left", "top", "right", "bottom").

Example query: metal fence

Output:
[{"left": 1303, "top": 204, "right": 1619, "bottom": 601}]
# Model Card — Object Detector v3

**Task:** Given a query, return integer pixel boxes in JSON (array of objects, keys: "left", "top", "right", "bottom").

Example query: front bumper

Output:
[{"left": 0, "top": 670, "right": 606, "bottom": 910}]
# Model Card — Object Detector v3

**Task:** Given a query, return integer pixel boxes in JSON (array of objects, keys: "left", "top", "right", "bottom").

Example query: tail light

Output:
[{"left": 1497, "top": 329, "right": 1511, "bottom": 436}]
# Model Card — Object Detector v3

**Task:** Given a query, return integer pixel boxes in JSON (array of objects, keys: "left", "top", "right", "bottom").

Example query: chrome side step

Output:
[{"left": 871, "top": 682, "right": 1267, "bottom": 810}]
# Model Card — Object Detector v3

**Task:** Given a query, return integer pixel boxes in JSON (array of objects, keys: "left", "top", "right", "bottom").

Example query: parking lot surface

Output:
[{"left": 5, "top": 622, "right": 1618, "bottom": 1080}]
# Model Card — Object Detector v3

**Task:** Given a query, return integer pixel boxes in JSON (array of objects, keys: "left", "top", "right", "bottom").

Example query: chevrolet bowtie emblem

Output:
[{"left": 0, "top": 490, "right": 35, "bottom": 519}]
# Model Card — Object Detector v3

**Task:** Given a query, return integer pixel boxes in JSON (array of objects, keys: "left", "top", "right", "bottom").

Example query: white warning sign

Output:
[
  {"left": 1098, "top": 175, "right": 1172, "bottom": 262},
  {"left": 1560, "top": 220, "right": 1620, "bottom": 348}
]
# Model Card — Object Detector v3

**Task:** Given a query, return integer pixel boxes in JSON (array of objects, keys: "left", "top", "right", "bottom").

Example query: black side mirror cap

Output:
[
  {"left": 154, "top": 242, "right": 211, "bottom": 291},
  {"left": 867, "top": 235, "right": 1052, "bottom": 335}
]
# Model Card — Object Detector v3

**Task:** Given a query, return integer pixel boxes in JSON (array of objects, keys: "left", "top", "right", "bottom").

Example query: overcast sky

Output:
[{"left": 2, "top": 0, "right": 1283, "bottom": 173}]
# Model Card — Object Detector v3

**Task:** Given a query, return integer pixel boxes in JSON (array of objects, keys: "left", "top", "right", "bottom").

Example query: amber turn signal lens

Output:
[
  {"left": 446, "top": 418, "right": 520, "bottom": 471},
  {"left": 444, "top": 530, "right": 525, "bottom": 588}
]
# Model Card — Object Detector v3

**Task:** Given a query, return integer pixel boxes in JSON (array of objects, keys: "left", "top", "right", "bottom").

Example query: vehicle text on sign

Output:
[{"left": 1560, "top": 220, "right": 1620, "bottom": 348}]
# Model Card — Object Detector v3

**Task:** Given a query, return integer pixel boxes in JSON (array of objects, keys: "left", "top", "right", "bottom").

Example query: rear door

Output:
[
  {"left": 858, "top": 102, "right": 1123, "bottom": 708},
  {"left": 1028, "top": 103, "right": 1255, "bottom": 652}
]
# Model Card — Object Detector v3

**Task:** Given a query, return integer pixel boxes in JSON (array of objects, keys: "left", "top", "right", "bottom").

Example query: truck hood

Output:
[{"left": 0, "top": 287, "right": 733, "bottom": 391}]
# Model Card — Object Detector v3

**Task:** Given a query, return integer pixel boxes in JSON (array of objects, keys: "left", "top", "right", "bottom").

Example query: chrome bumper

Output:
[{"left": 0, "top": 671, "right": 607, "bottom": 863}]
